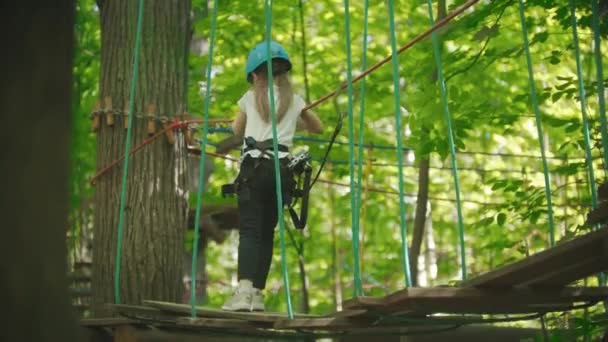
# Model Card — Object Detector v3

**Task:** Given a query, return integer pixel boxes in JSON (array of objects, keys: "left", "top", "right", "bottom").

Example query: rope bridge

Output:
[{"left": 82, "top": 0, "right": 608, "bottom": 338}]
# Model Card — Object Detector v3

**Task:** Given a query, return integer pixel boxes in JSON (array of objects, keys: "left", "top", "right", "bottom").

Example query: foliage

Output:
[
  {"left": 71, "top": 0, "right": 608, "bottom": 334},
  {"left": 69, "top": 0, "right": 100, "bottom": 263}
]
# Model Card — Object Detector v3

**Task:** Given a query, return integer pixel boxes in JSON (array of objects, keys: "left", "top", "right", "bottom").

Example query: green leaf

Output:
[
  {"left": 532, "top": 31, "right": 549, "bottom": 44},
  {"left": 497, "top": 213, "right": 507, "bottom": 226},
  {"left": 472, "top": 24, "right": 500, "bottom": 41},
  {"left": 482, "top": 216, "right": 495, "bottom": 226},
  {"left": 565, "top": 122, "right": 581, "bottom": 133},
  {"left": 530, "top": 211, "right": 542, "bottom": 224}
]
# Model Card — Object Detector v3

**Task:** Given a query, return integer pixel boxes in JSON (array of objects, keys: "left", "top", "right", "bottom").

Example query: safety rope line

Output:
[
  {"left": 591, "top": 0, "right": 608, "bottom": 178},
  {"left": 190, "top": 0, "right": 218, "bottom": 318},
  {"left": 387, "top": 0, "right": 412, "bottom": 288},
  {"left": 303, "top": 0, "right": 480, "bottom": 113},
  {"left": 517, "top": 0, "right": 556, "bottom": 247},
  {"left": 264, "top": 0, "right": 294, "bottom": 319},
  {"left": 342, "top": 0, "right": 363, "bottom": 298},
  {"left": 206, "top": 127, "right": 601, "bottom": 160},
  {"left": 89, "top": 118, "right": 230, "bottom": 185},
  {"left": 298, "top": 0, "right": 311, "bottom": 104},
  {"left": 426, "top": 0, "right": 467, "bottom": 280},
  {"left": 352, "top": 0, "right": 370, "bottom": 298},
  {"left": 114, "top": 0, "right": 145, "bottom": 304},
  {"left": 569, "top": 0, "right": 599, "bottom": 210},
  {"left": 181, "top": 148, "right": 593, "bottom": 209},
  {"left": 189, "top": 144, "right": 595, "bottom": 178},
  {"left": 591, "top": 0, "right": 608, "bottom": 287}
]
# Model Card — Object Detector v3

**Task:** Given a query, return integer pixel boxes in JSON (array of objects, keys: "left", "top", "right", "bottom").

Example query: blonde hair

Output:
[{"left": 252, "top": 59, "right": 293, "bottom": 123}]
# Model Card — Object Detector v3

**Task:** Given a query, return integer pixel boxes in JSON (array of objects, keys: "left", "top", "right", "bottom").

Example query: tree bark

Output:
[
  {"left": 0, "top": 1, "right": 80, "bottom": 340},
  {"left": 93, "top": 0, "right": 191, "bottom": 315},
  {"left": 297, "top": 253, "right": 311, "bottom": 313},
  {"left": 409, "top": 158, "right": 430, "bottom": 286}
]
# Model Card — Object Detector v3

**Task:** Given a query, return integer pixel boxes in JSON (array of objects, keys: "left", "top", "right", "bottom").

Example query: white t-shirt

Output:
[{"left": 238, "top": 87, "right": 306, "bottom": 159}]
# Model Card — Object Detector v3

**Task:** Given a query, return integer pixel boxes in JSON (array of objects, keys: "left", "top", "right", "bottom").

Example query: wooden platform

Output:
[
  {"left": 99, "top": 285, "right": 608, "bottom": 332},
  {"left": 343, "top": 287, "right": 608, "bottom": 314},
  {"left": 462, "top": 227, "right": 608, "bottom": 288},
  {"left": 586, "top": 202, "right": 608, "bottom": 227},
  {"left": 81, "top": 229, "right": 608, "bottom": 339}
]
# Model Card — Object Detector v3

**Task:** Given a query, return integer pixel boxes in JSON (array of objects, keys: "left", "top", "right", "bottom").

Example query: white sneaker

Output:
[
  {"left": 221, "top": 280, "right": 253, "bottom": 311},
  {"left": 251, "top": 288, "right": 265, "bottom": 312}
]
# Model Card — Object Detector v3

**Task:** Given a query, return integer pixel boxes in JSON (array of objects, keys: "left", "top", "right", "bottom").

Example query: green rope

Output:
[
  {"left": 569, "top": 0, "right": 599, "bottom": 210},
  {"left": 190, "top": 0, "right": 218, "bottom": 318},
  {"left": 426, "top": 0, "right": 467, "bottom": 280},
  {"left": 352, "top": 0, "right": 370, "bottom": 298},
  {"left": 114, "top": 0, "right": 145, "bottom": 304},
  {"left": 591, "top": 0, "right": 608, "bottom": 178},
  {"left": 387, "top": 0, "right": 412, "bottom": 287},
  {"left": 298, "top": 0, "right": 311, "bottom": 104},
  {"left": 517, "top": 0, "right": 556, "bottom": 247},
  {"left": 264, "top": 0, "right": 294, "bottom": 319},
  {"left": 342, "top": 0, "right": 363, "bottom": 297},
  {"left": 591, "top": 0, "right": 608, "bottom": 287}
]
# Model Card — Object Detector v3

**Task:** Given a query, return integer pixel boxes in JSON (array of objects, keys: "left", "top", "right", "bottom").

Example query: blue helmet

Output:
[{"left": 245, "top": 40, "right": 292, "bottom": 83}]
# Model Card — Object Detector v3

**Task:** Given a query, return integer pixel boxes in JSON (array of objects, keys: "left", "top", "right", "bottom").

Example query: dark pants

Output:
[{"left": 237, "top": 156, "right": 294, "bottom": 289}]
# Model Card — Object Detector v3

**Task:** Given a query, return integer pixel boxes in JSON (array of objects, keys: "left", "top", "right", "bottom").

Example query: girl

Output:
[{"left": 222, "top": 41, "right": 323, "bottom": 312}]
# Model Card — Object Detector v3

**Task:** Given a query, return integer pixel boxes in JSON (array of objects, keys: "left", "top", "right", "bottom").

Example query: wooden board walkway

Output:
[
  {"left": 102, "top": 285, "right": 608, "bottom": 332},
  {"left": 343, "top": 287, "right": 608, "bottom": 314},
  {"left": 81, "top": 229, "right": 608, "bottom": 339},
  {"left": 104, "top": 300, "right": 484, "bottom": 333},
  {"left": 143, "top": 300, "right": 321, "bottom": 322},
  {"left": 462, "top": 227, "right": 608, "bottom": 288}
]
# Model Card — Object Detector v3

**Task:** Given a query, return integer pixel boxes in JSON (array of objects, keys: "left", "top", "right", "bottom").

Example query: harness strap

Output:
[
  {"left": 243, "top": 137, "right": 289, "bottom": 155},
  {"left": 221, "top": 148, "right": 312, "bottom": 230}
]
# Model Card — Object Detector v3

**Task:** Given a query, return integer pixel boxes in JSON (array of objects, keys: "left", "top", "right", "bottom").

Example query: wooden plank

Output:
[
  {"left": 80, "top": 318, "right": 137, "bottom": 327},
  {"left": 342, "top": 295, "right": 387, "bottom": 310},
  {"left": 274, "top": 310, "right": 376, "bottom": 330},
  {"left": 176, "top": 317, "right": 271, "bottom": 329},
  {"left": 143, "top": 300, "right": 319, "bottom": 323},
  {"left": 463, "top": 228, "right": 608, "bottom": 288},
  {"left": 394, "top": 287, "right": 608, "bottom": 314},
  {"left": 274, "top": 315, "right": 464, "bottom": 330},
  {"left": 326, "top": 309, "right": 369, "bottom": 318},
  {"left": 517, "top": 256, "right": 603, "bottom": 287},
  {"left": 110, "top": 303, "right": 182, "bottom": 323},
  {"left": 586, "top": 202, "right": 608, "bottom": 226},
  {"left": 273, "top": 317, "right": 349, "bottom": 329},
  {"left": 343, "top": 287, "right": 608, "bottom": 315}
]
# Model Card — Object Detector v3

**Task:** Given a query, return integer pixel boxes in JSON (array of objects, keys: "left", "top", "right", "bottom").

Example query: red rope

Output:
[
  {"left": 302, "top": 0, "right": 480, "bottom": 112},
  {"left": 89, "top": 118, "right": 232, "bottom": 185}
]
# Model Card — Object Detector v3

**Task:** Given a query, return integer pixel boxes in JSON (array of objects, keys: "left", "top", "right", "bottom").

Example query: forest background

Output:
[{"left": 70, "top": 0, "right": 607, "bottom": 332}]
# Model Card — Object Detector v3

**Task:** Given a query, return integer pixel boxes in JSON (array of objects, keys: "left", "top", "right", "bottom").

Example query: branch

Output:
[{"left": 445, "top": 0, "right": 512, "bottom": 83}]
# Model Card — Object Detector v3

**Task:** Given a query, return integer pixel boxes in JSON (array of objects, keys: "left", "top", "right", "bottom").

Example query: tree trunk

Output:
[
  {"left": 92, "top": 0, "right": 191, "bottom": 315},
  {"left": 423, "top": 204, "right": 436, "bottom": 285},
  {"left": 328, "top": 166, "right": 344, "bottom": 310},
  {"left": 409, "top": 158, "right": 430, "bottom": 286},
  {"left": 0, "top": 1, "right": 80, "bottom": 340},
  {"left": 297, "top": 253, "right": 311, "bottom": 313},
  {"left": 409, "top": 0, "right": 447, "bottom": 287}
]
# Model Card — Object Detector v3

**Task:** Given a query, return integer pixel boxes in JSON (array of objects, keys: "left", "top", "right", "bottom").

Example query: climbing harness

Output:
[
  {"left": 286, "top": 150, "right": 312, "bottom": 229},
  {"left": 221, "top": 137, "right": 312, "bottom": 230}
]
